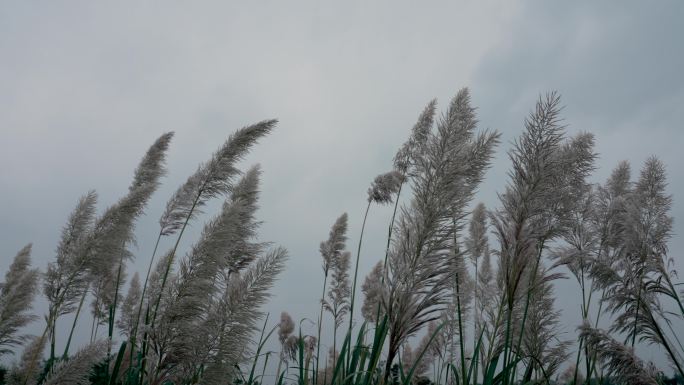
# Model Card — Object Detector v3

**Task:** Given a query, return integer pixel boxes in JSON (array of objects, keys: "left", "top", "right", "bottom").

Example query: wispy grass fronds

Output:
[
  {"left": 579, "top": 324, "right": 659, "bottom": 385},
  {"left": 361, "top": 261, "right": 384, "bottom": 323},
  {"left": 116, "top": 272, "right": 141, "bottom": 339},
  {"left": 0, "top": 245, "right": 39, "bottom": 358},
  {"left": 489, "top": 92, "right": 597, "bottom": 385},
  {"left": 466, "top": 203, "right": 489, "bottom": 268},
  {"left": 596, "top": 157, "right": 683, "bottom": 375},
  {"left": 383, "top": 88, "right": 499, "bottom": 379},
  {"left": 324, "top": 250, "right": 351, "bottom": 356},
  {"left": 491, "top": 93, "right": 567, "bottom": 312},
  {"left": 44, "top": 191, "right": 97, "bottom": 319},
  {"left": 200, "top": 247, "right": 288, "bottom": 385},
  {"left": 157, "top": 166, "right": 267, "bottom": 375},
  {"left": 42, "top": 340, "right": 107, "bottom": 385},
  {"left": 393, "top": 99, "right": 437, "bottom": 176},
  {"left": 279, "top": 312, "right": 295, "bottom": 344},
  {"left": 6, "top": 336, "right": 46, "bottom": 385},
  {"left": 320, "top": 214, "right": 349, "bottom": 276},
  {"left": 88, "top": 132, "right": 174, "bottom": 326},
  {"left": 517, "top": 264, "right": 569, "bottom": 381},
  {"left": 276, "top": 312, "right": 295, "bottom": 379},
  {"left": 367, "top": 171, "right": 403, "bottom": 205},
  {"left": 315, "top": 213, "right": 348, "bottom": 383},
  {"left": 159, "top": 121, "right": 275, "bottom": 236}
]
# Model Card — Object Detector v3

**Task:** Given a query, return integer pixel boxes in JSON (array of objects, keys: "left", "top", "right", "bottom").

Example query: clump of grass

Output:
[{"left": 2, "top": 88, "right": 683, "bottom": 385}]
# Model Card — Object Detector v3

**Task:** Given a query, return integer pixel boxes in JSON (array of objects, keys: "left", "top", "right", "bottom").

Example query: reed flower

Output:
[
  {"left": 0, "top": 245, "right": 39, "bottom": 357},
  {"left": 43, "top": 191, "right": 97, "bottom": 319},
  {"left": 42, "top": 340, "right": 107, "bottom": 385},
  {"left": 88, "top": 132, "right": 174, "bottom": 324},
  {"left": 579, "top": 323, "right": 659, "bottom": 385},
  {"left": 116, "top": 272, "right": 141, "bottom": 339},
  {"left": 393, "top": 99, "right": 437, "bottom": 175},
  {"left": 383, "top": 88, "right": 499, "bottom": 377},
  {"left": 320, "top": 213, "right": 349, "bottom": 275},
  {"left": 200, "top": 247, "right": 288, "bottom": 384},
  {"left": 367, "top": 171, "right": 403, "bottom": 204},
  {"left": 361, "top": 261, "right": 385, "bottom": 323},
  {"left": 159, "top": 121, "right": 275, "bottom": 236},
  {"left": 279, "top": 312, "right": 295, "bottom": 344},
  {"left": 5, "top": 335, "right": 46, "bottom": 385}
]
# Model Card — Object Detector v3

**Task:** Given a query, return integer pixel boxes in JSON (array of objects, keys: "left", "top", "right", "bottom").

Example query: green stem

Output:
[
  {"left": 108, "top": 251, "right": 125, "bottom": 358},
  {"left": 646, "top": 307, "right": 684, "bottom": 378},
  {"left": 314, "top": 272, "right": 329, "bottom": 385},
  {"left": 509, "top": 240, "right": 544, "bottom": 385},
  {"left": 62, "top": 285, "right": 88, "bottom": 359},
  {"left": 140, "top": 199, "right": 198, "bottom": 382},
  {"left": 346, "top": 200, "right": 372, "bottom": 368},
  {"left": 452, "top": 218, "right": 466, "bottom": 384},
  {"left": 374, "top": 183, "right": 403, "bottom": 326},
  {"left": 129, "top": 231, "right": 162, "bottom": 356}
]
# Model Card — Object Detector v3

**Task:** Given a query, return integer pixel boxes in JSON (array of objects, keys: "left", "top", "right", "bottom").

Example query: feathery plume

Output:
[
  {"left": 117, "top": 272, "right": 141, "bottom": 338},
  {"left": 367, "top": 171, "right": 403, "bottom": 204},
  {"left": 466, "top": 203, "right": 489, "bottom": 267},
  {"left": 44, "top": 191, "right": 97, "bottom": 319},
  {"left": 383, "top": 88, "right": 499, "bottom": 377},
  {"left": 162, "top": 167, "right": 265, "bottom": 338},
  {"left": 279, "top": 312, "right": 295, "bottom": 344},
  {"left": 393, "top": 99, "right": 437, "bottom": 175},
  {"left": 579, "top": 324, "right": 659, "bottom": 385},
  {"left": 320, "top": 213, "right": 349, "bottom": 275},
  {"left": 89, "top": 132, "right": 173, "bottom": 325},
  {"left": 159, "top": 121, "right": 275, "bottom": 236},
  {"left": 324, "top": 251, "right": 351, "bottom": 329},
  {"left": 42, "top": 340, "right": 107, "bottom": 385},
  {"left": 490, "top": 92, "right": 594, "bottom": 310},
  {"left": 361, "top": 261, "right": 385, "bottom": 323},
  {"left": 315, "top": 212, "right": 348, "bottom": 380},
  {"left": 6, "top": 335, "right": 46, "bottom": 385},
  {"left": 276, "top": 311, "right": 295, "bottom": 379},
  {"left": 518, "top": 264, "right": 570, "bottom": 379},
  {"left": 0, "top": 245, "right": 39, "bottom": 357},
  {"left": 199, "top": 247, "right": 288, "bottom": 385}
]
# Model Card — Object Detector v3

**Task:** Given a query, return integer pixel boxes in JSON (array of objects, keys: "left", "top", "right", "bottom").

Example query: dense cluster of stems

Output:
[{"left": 0, "top": 88, "right": 681, "bottom": 385}]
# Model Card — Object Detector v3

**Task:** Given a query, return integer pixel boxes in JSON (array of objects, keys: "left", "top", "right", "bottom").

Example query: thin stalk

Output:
[
  {"left": 314, "top": 271, "right": 329, "bottom": 385},
  {"left": 585, "top": 289, "right": 607, "bottom": 383},
  {"left": 346, "top": 200, "right": 372, "bottom": 368},
  {"left": 62, "top": 285, "right": 89, "bottom": 359},
  {"left": 108, "top": 251, "right": 126, "bottom": 357},
  {"left": 90, "top": 295, "right": 100, "bottom": 342},
  {"left": 140, "top": 198, "right": 198, "bottom": 382},
  {"left": 501, "top": 298, "right": 513, "bottom": 385},
  {"left": 509, "top": 239, "right": 545, "bottom": 385},
  {"left": 260, "top": 352, "right": 270, "bottom": 385},
  {"left": 646, "top": 307, "right": 684, "bottom": 377},
  {"left": 453, "top": 218, "right": 466, "bottom": 385},
  {"left": 21, "top": 323, "right": 50, "bottom": 385},
  {"left": 631, "top": 259, "right": 647, "bottom": 347},
  {"left": 374, "top": 183, "right": 403, "bottom": 326},
  {"left": 150, "top": 200, "right": 196, "bottom": 326},
  {"left": 473, "top": 256, "right": 479, "bottom": 385},
  {"left": 275, "top": 351, "right": 285, "bottom": 384},
  {"left": 49, "top": 318, "right": 56, "bottom": 363},
  {"left": 456, "top": 273, "right": 466, "bottom": 384},
  {"left": 129, "top": 231, "right": 162, "bottom": 357}
]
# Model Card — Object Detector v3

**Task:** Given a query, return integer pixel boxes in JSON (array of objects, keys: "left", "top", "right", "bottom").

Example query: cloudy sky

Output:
[{"left": 2, "top": 0, "right": 683, "bottom": 373}]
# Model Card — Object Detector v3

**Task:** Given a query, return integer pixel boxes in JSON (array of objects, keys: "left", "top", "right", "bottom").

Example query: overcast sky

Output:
[{"left": 2, "top": 0, "right": 683, "bottom": 373}]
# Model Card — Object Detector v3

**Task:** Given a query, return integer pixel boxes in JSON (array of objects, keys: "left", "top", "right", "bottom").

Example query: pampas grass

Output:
[
  {"left": 0, "top": 245, "right": 39, "bottom": 357},
  {"left": 2, "top": 89, "right": 682, "bottom": 385},
  {"left": 42, "top": 340, "right": 107, "bottom": 385}
]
